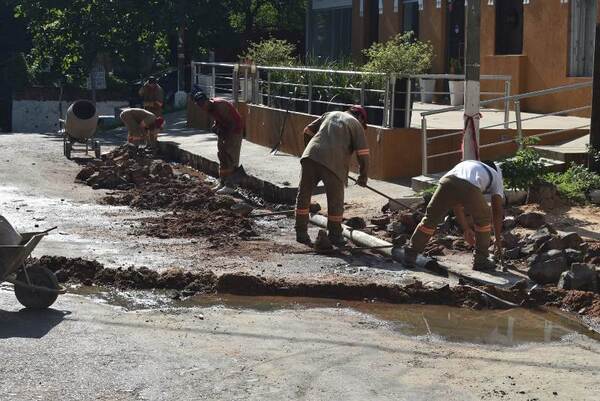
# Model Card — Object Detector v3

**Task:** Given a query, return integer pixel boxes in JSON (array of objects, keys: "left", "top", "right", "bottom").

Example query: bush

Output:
[
  {"left": 501, "top": 139, "right": 545, "bottom": 191},
  {"left": 241, "top": 38, "right": 297, "bottom": 66},
  {"left": 361, "top": 32, "right": 433, "bottom": 75},
  {"left": 545, "top": 164, "right": 600, "bottom": 203}
]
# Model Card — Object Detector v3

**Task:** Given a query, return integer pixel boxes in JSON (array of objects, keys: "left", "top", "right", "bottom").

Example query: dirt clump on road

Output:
[
  {"left": 28, "top": 256, "right": 600, "bottom": 323},
  {"left": 28, "top": 256, "right": 217, "bottom": 295},
  {"left": 76, "top": 145, "right": 257, "bottom": 244}
]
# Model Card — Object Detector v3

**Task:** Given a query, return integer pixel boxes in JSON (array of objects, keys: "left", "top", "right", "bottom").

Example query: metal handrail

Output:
[
  {"left": 420, "top": 80, "right": 593, "bottom": 175},
  {"left": 422, "top": 81, "right": 592, "bottom": 117},
  {"left": 191, "top": 61, "right": 512, "bottom": 129}
]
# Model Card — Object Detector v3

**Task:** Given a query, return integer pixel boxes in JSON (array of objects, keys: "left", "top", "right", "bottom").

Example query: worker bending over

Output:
[
  {"left": 139, "top": 76, "right": 164, "bottom": 117},
  {"left": 120, "top": 108, "right": 164, "bottom": 148},
  {"left": 192, "top": 91, "right": 244, "bottom": 195},
  {"left": 404, "top": 160, "right": 505, "bottom": 271},
  {"left": 295, "top": 106, "right": 370, "bottom": 247}
]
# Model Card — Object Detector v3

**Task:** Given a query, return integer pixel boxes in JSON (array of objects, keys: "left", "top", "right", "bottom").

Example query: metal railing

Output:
[
  {"left": 420, "top": 81, "right": 593, "bottom": 175},
  {"left": 191, "top": 61, "right": 511, "bottom": 129}
]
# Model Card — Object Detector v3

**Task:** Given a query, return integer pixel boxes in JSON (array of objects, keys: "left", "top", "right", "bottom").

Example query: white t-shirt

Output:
[{"left": 444, "top": 160, "right": 505, "bottom": 198}]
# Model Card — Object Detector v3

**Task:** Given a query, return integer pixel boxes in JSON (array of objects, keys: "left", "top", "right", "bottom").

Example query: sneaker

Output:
[
  {"left": 473, "top": 257, "right": 497, "bottom": 272},
  {"left": 328, "top": 234, "right": 347, "bottom": 248},
  {"left": 216, "top": 186, "right": 236, "bottom": 195},
  {"left": 296, "top": 232, "right": 313, "bottom": 246}
]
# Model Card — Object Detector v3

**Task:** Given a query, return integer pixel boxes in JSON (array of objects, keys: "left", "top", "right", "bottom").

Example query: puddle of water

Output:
[{"left": 69, "top": 286, "right": 599, "bottom": 346}]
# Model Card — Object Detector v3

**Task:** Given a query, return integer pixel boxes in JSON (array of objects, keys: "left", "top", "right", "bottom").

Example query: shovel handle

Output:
[{"left": 347, "top": 176, "right": 420, "bottom": 213}]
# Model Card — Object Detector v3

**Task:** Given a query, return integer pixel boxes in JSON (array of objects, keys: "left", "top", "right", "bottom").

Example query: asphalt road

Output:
[
  {"left": 1, "top": 131, "right": 599, "bottom": 401},
  {"left": 1, "top": 287, "right": 599, "bottom": 401},
  {"left": 0, "top": 131, "right": 444, "bottom": 286}
]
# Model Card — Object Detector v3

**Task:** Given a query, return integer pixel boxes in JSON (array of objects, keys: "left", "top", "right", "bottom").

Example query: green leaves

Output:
[
  {"left": 545, "top": 164, "right": 600, "bottom": 203},
  {"left": 501, "top": 140, "right": 545, "bottom": 191},
  {"left": 362, "top": 32, "right": 434, "bottom": 75},
  {"left": 242, "top": 38, "right": 297, "bottom": 66}
]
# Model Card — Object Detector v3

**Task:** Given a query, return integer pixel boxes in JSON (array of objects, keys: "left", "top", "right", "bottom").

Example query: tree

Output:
[
  {"left": 12, "top": 0, "right": 171, "bottom": 85},
  {"left": 10, "top": 0, "right": 307, "bottom": 87}
]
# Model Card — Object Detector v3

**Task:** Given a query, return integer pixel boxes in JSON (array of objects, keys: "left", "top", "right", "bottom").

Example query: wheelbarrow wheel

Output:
[
  {"left": 94, "top": 141, "right": 101, "bottom": 159},
  {"left": 14, "top": 266, "right": 60, "bottom": 309},
  {"left": 65, "top": 142, "right": 72, "bottom": 159}
]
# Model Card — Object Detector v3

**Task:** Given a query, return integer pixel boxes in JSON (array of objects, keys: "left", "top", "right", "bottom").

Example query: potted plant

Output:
[
  {"left": 362, "top": 32, "right": 434, "bottom": 127},
  {"left": 448, "top": 58, "right": 464, "bottom": 106}
]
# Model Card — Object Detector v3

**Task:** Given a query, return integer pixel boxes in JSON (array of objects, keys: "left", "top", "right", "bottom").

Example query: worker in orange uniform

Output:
[
  {"left": 295, "top": 106, "right": 370, "bottom": 247},
  {"left": 139, "top": 76, "right": 164, "bottom": 117},
  {"left": 120, "top": 108, "right": 164, "bottom": 148},
  {"left": 403, "top": 160, "right": 505, "bottom": 271},
  {"left": 192, "top": 91, "right": 244, "bottom": 195}
]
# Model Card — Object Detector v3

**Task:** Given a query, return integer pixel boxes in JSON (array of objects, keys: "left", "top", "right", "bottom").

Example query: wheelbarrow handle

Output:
[{"left": 43, "top": 226, "right": 58, "bottom": 234}]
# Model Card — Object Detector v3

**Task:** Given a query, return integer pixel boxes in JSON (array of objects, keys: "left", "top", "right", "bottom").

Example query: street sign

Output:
[{"left": 86, "top": 66, "right": 106, "bottom": 90}]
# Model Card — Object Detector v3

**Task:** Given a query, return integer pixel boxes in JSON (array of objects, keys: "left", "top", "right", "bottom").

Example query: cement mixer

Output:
[{"left": 60, "top": 100, "right": 101, "bottom": 159}]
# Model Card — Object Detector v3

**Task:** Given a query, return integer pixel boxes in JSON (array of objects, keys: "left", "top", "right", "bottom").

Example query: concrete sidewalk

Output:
[
  {"left": 158, "top": 111, "right": 415, "bottom": 216},
  {"left": 411, "top": 101, "right": 590, "bottom": 131}
]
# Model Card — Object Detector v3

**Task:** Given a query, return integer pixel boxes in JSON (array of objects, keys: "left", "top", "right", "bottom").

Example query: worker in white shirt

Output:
[{"left": 404, "top": 160, "right": 505, "bottom": 271}]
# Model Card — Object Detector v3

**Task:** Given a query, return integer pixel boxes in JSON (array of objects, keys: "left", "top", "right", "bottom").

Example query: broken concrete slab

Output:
[
  {"left": 517, "top": 212, "right": 546, "bottom": 229},
  {"left": 558, "top": 263, "right": 598, "bottom": 292}
]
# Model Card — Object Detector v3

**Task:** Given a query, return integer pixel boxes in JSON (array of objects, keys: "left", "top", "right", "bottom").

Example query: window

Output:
[
  {"left": 495, "top": 0, "right": 523, "bottom": 55},
  {"left": 570, "top": 0, "right": 597, "bottom": 77},
  {"left": 309, "top": 4, "right": 353, "bottom": 59},
  {"left": 403, "top": 0, "right": 420, "bottom": 37}
]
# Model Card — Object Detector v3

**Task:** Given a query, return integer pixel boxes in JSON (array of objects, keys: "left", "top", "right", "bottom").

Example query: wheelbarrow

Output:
[{"left": 0, "top": 219, "right": 65, "bottom": 309}]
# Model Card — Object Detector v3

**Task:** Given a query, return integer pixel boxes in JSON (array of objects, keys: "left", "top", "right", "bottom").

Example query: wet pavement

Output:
[
  {"left": 71, "top": 286, "right": 599, "bottom": 346},
  {"left": 2, "top": 132, "right": 600, "bottom": 400},
  {"left": 1, "top": 285, "right": 599, "bottom": 401}
]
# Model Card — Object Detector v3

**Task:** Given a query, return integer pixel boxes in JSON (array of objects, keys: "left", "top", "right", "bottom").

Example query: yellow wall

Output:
[{"left": 351, "top": 0, "right": 593, "bottom": 115}]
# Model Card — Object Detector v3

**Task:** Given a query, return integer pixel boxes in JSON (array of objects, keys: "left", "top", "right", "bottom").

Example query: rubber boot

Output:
[
  {"left": 327, "top": 223, "right": 347, "bottom": 247},
  {"left": 400, "top": 246, "right": 418, "bottom": 268},
  {"left": 296, "top": 231, "right": 313, "bottom": 247},
  {"left": 473, "top": 255, "right": 497, "bottom": 272}
]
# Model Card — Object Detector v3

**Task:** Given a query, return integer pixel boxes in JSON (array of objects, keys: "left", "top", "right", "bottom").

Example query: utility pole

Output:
[
  {"left": 462, "top": 0, "right": 481, "bottom": 161},
  {"left": 589, "top": 1, "right": 600, "bottom": 172}
]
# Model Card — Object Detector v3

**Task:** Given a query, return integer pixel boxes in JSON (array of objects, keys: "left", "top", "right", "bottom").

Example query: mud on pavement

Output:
[
  {"left": 76, "top": 145, "right": 258, "bottom": 245},
  {"left": 27, "top": 256, "right": 600, "bottom": 327}
]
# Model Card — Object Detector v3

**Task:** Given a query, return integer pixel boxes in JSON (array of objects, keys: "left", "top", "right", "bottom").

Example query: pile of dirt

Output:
[
  {"left": 29, "top": 256, "right": 217, "bottom": 295},
  {"left": 76, "top": 146, "right": 257, "bottom": 244},
  {"left": 76, "top": 145, "right": 174, "bottom": 190},
  {"left": 28, "top": 256, "right": 600, "bottom": 322}
]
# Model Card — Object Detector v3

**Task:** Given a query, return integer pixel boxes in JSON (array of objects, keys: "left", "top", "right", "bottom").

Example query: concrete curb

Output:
[{"left": 159, "top": 140, "right": 298, "bottom": 205}]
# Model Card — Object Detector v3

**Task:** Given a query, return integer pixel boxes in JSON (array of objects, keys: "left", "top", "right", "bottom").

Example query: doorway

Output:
[
  {"left": 367, "top": 0, "right": 380, "bottom": 48},
  {"left": 446, "top": 0, "right": 465, "bottom": 74}
]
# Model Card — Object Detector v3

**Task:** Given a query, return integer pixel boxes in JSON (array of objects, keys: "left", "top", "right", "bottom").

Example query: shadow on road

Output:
[{"left": 0, "top": 308, "right": 71, "bottom": 339}]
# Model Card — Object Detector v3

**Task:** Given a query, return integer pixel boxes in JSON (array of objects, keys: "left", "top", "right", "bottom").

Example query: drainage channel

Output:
[{"left": 71, "top": 286, "right": 599, "bottom": 347}]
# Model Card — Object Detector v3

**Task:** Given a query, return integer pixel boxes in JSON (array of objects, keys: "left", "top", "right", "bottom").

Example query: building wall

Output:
[
  {"left": 348, "top": 0, "right": 593, "bottom": 115},
  {"left": 379, "top": 0, "right": 402, "bottom": 41},
  {"left": 351, "top": 0, "right": 367, "bottom": 63},
  {"left": 480, "top": 1, "right": 591, "bottom": 115},
  {"left": 12, "top": 100, "right": 126, "bottom": 133},
  {"left": 188, "top": 102, "right": 586, "bottom": 178}
]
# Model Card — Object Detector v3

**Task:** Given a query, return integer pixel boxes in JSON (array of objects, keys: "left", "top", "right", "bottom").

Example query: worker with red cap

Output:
[
  {"left": 120, "top": 108, "right": 164, "bottom": 148},
  {"left": 295, "top": 106, "right": 370, "bottom": 247},
  {"left": 192, "top": 90, "right": 244, "bottom": 195},
  {"left": 139, "top": 76, "right": 164, "bottom": 117}
]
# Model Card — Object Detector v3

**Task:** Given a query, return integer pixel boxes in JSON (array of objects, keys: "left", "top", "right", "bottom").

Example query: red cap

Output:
[
  {"left": 155, "top": 117, "right": 165, "bottom": 128},
  {"left": 349, "top": 105, "right": 368, "bottom": 128}
]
